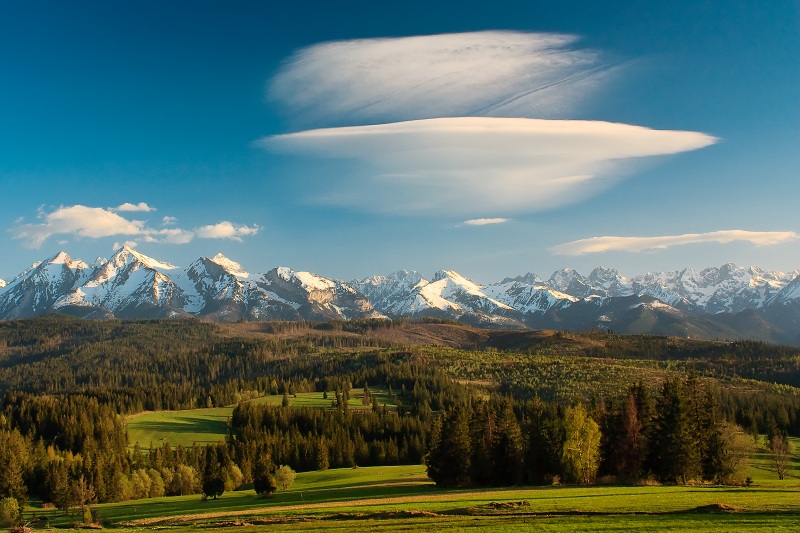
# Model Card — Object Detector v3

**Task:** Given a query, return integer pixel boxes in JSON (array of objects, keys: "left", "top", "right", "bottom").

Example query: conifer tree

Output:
[{"left": 652, "top": 379, "right": 701, "bottom": 483}]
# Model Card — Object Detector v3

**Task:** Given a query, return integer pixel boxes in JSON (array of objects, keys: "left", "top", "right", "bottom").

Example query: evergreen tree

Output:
[
  {"left": 494, "top": 401, "right": 524, "bottom": 485},
  {"left": 252, "top": 454, "right": 277, "bottom": 496},
  {"left": 652, "top": 379, "right": 701, "bottom": 483},
  {"left": 426, "top": 405, "right": 472, "bottom": 487}
]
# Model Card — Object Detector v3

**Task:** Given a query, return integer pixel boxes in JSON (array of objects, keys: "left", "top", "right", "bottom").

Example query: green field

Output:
[
  {"left": 28, "top": 439, "right": 800, "bottom": 532},
  {"left": 127, "top": 388, "right": 395, "bottom": 450},
  {"left": 126, "top": 407, "right": 232, "bottom": 448}
]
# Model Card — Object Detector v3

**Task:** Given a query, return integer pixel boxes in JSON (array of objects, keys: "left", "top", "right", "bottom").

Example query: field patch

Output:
[
  {"left": 127, "top": 407, "right": 231, "bottom": 448},
  {"left": 127, "top": 388, "right": 396, "bottom": 449}
]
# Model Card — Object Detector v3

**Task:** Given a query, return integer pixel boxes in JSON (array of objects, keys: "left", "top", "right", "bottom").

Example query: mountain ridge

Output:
[{"left": 1, "top": 247, "right": 798, "bottom": 344}]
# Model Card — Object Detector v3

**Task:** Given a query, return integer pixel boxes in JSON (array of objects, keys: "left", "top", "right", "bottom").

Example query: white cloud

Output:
[
  {"left": 195, "top": 221, "right": 261, "bottom": 242},
  {"left": 551, "top": 230, "right": 799, "bottom": 256},
  {"left": 113, "top": 240, "right": 139, "bottom": 250},
  {"left": 264, "top": 117, "right": 717, "bottom": 216},
  {"left": 463, "top": 218, "right": 509, "bottom": 226},
  {"left": 11, "top": 205, "right": 146, "bottom": 248},
  {"left": 115, "top": 202, "right": 156, "bottom": 212},
  {"left": 269, "top": 31, "right": 619, "bottom": 126},
  {"left": 155, "top": 228, "right": 195, "bottom": 245},
  {"left": 9, "top": 205, "right": 260, "bottom": 248},
  {"left": 161, "top": 216, "right": 177, "bottom": 226}
]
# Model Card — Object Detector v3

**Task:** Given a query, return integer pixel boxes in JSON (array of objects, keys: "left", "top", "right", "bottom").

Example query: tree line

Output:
[
  {"left": 0, "top": 316, "right": 797, "bottom": 525},
  {"left": 427, "top": 376, "right": 763, "bottom": 487}
]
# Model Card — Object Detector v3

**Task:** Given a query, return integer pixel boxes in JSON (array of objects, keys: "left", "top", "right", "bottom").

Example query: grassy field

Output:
[
  {"left": 127, "top": 388, "right": 395, "bottom": 450},
  {"left": 28, "top": 438, "right": 800, "bottom": 532},
  {"left": 126, "top": 407, "right": 232, "bottom": 448}
]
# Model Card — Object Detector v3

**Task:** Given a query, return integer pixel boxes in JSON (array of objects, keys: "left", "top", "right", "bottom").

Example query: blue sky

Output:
[{"left": 1, "top": 1, "right": 798, "bottom": 283}]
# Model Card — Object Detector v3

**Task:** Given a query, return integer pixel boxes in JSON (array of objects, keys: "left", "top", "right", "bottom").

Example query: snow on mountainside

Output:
[
  {"left": 52, "top": 246, "right": 185, "bottom": 318},
  {"left": 210, "top": 253, "right": 249, "bottom": 278},
  {"left": 353, "top": 269, "right": 526, "bottom": 328},
  {"left": 0, "top": 249, "right": 798, "bottom": 343},
  {"left": 0, "top": 252, "right": 91, "bottom": 319},
  {"left": 767, "top": 274, "right": 800, "bottom": 306},
  {"left": 630, "top": 263, "right": 796, "bottom": 313},
  {"left": 484, "top": 278, "right": 576, "bottom": 315},
  {"left": 352, "top": 270, "right": 425, "bottom": 315},
  {"left": 587, "top": 267, "right": 634, "bottom": 298},
  {"left": 359, "top": 269, "right": 511, "bottom": 317},
  {"left": 253, "top": 267, "right": 383, "bottom": 321}
]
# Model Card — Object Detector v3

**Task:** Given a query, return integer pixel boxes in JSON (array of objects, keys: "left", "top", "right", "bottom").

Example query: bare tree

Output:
[{"left": 769, "top": 434, "right": 792, "bottom": 480}]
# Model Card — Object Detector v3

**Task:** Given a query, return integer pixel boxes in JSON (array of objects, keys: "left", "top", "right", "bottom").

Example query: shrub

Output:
[{"left": 0, "top": 497, "right": 20, "bottom": 527}]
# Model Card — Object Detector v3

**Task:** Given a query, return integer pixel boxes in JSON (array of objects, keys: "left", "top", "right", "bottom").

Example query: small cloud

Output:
[
  {"left": 114, "top": 202, "right": 156, "bottom": 212},
  {"left": 195, "top": 221, "right": 261, "bottom": 242},
  {"left": 9, "top": 204, "right": 260, "bottom": 248},
  {"left": 161, "top": 216, "right": 177, "bottom": 226},
  {"left": 113, "top": 240, "right": 138, "bottom": 250},
  {"left": 551, "top": 230, "right": 799, "bottom": 256},
  {"left": 463, "top": 218, "right": 509, "bottom": 226},
  {"left": 155, "top": 228, "right": 194, "bottom": 245},
  {"left": 264, "top": 117, "right": 717, "bottom": 216}
]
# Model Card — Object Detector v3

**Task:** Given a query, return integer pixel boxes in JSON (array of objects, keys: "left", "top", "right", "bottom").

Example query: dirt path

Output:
[{"left": 122, "top": 489, "right": 517, "bottom": 526}]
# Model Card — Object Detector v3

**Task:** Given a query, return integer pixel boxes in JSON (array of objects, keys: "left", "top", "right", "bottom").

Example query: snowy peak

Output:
[
  {"left": 587, "top": 267, "right": 634, "bottom": 297},
  {"left": 352, "top": 270, "right": 425, "bottom": 315},
  {"left": 0, "top": 251, "right": 798, "bottom": 343},
  {"left": 628, "top": 262, "right": 796, "bottom": 313},
  {"left": 109, "top": 245, "right": 177, "bottom": 271},
  {"left": 768, "top": 275, "right": 800, "bottom": 305},
  {"left": 497, "top": 272, "right": 541, "bottom": 285},
  {"left": 256, "top": 267, "right": 382, "bottom": 321},
  {"left": 485, "top": 278, "right": 576, "bottom": 315},
  {"left": 0, "top": 251, "right": 90, "bottom": 318},
  {"left": 401, "top": 269, "right": 516, "bottom": 317},
  {"left": 209, "top": 253, "right": 249, "bottom": 278}
]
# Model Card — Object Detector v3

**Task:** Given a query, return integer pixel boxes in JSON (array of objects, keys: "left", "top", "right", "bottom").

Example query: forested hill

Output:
[
  {"left": 1, "top": 315, "right": 799, "bottom": 512},
  {"left": 0, "top": 316, "right": 798, "bottom": 413}
]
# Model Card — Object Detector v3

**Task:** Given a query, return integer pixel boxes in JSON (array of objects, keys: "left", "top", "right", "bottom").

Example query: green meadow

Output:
[
  {"left": 28, "top": 438, "right": 800, "bottom": 532},
  {"left": 127, "top": 388, "right": 395, "bottom": 449}
]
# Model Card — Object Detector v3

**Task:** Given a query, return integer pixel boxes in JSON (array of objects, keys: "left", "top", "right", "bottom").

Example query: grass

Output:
[
  {"left": 126, "top": 407, "right": 231, "bottom": 449},
  {"left": 126, "top": 388, "right": 396, "bottom": 450},
  {"left": 27, "top": 446, "right": 800, "bottom": 532},
  {"left": 113, "top": 409, "right": 800, "bottom": 532}
]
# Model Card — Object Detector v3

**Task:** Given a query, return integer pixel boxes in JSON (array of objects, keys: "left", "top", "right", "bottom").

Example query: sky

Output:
[{"left": 1, "top": 1, "right": 798, "bottom": 284}]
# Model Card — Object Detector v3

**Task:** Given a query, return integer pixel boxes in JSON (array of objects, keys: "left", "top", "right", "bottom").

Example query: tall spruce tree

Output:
[
  {"left": 426, "top": 405, "right": 472, "bottom": 487},
  {"left": 652, "top": 378, "right": 701, "bottom": 483},
  {"left": 494, "top": 401, "right": 524, "bottom": 485}
]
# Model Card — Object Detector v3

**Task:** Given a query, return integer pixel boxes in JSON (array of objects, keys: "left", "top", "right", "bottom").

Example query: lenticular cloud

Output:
[
  {"left": 265, "top": 117, "right": 717, "bottom": 216},
  {"left": 551, "top": 230, "right": 800, "bottom": 256},
  {"left": 270, "top": 31, "right": 617, "bottom": 126},
  {"left": 265, "top": 31, "right": 717, "bottom": 218}
]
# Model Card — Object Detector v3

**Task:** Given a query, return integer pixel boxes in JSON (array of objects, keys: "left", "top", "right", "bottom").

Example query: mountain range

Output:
[{"left": 1, "top": 246, "right": 798, "bottom": 345}]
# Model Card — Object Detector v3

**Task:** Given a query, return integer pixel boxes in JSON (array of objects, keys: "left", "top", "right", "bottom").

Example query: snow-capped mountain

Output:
[
  {"left": 52, "top": 246, "right": 187, "bottom": 318},
  {"left": 355, "top": 269, "right": 524, "bottom": 327},
  {"left": 352, "top": 270, "right": 425, "bottom": 315},
  {"left": 0, "top": 252, "right": 91, "bottom": 319},
  {"left": 768, "top": 274, "right": 800, "bottom": 306},
  {"left": 0, "top": 249, "right": 798, "bottom": 344},
  {"left": 483, "top": 278, "right": 576, "bottom": 316},
  {"left": 630, "top": 263, "right": 797, "bottom": 314},
  {"left": 253, "top": 267, "right": 383, "bottom": 321},
  {"left": 0, "top": 247, "right": 380, "bottom": 322}
]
